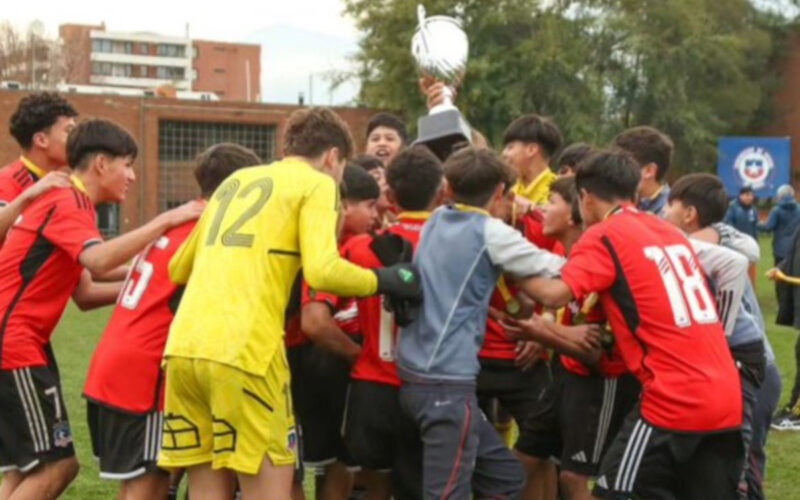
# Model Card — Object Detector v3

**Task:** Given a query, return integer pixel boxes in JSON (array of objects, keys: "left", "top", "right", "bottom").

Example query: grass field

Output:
[{"left": 7, "top": 236, "right": 800, "bottom": 499}]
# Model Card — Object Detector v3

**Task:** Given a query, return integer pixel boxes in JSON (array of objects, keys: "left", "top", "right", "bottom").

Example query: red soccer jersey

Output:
[
  {"left": 0, "top": 185, "right": 102, "bottom": 369},
  {"left": 558, "top": 299, "right": 628, "bottom": 378},
  {"left": 82, "top": 221, "right": 195, "bottom": 413},
  {"left": 346, "top": 213, "right": 429, "bottom": 386},
  {"left": 0, "top": 158, "right": 41, "bottom": 207},
  {"left": 561, "top": 205, "right": 742, "bottom": 432},
  {"left": 519, "top": 210, "right": 564, "bottom": 255}
]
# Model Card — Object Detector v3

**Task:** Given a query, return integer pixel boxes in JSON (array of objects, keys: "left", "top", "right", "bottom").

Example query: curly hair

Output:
[{"left": 9, "top": 92, "right": 78, "bottom": 149}]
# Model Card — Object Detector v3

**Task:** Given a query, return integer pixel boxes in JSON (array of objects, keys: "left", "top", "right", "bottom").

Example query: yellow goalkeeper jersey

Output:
[{"left": 164, "top": 157, "right": 378, "bottom": 375}]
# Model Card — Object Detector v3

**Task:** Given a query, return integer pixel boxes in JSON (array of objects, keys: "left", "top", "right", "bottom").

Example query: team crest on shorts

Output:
[
  {"left": 53, "top": 421, "right": 73, "bottom": 448},
  {"left": 287, "top": 427, "right": 297, "bottom": 450}
]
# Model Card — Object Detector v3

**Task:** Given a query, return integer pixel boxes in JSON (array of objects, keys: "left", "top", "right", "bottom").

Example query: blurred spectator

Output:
[
  {"left": 724, "top": 186, "right": 759, "bottom": 240},
  {"left": 760, "top": 184, "right": 800, "bottom": 265}
]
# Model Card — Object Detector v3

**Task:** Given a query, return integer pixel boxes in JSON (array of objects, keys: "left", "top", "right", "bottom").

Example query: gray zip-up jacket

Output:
[{"left": 396, "top": 205, "right": 564, "bottom": 383}]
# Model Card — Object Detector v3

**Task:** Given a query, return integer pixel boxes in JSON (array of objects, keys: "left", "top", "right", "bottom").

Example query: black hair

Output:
[
  {"left": 366, "top": 112, "right": 408, "bottom": 144},
  {"left": 739, "top": 185, "right": 754, "bottom": 195},
  {"left": 612, "top": 126, "right": 674, "bottom": 181},
  {"left": 574, "top": 149, "right": 640, "bottom": 203},
  {"left": 668, "top": 173, "right": 728, "bottom": 228},
  {"left": 352, "top": 154, "right": 384, "bottom": 172},
  {"left": 556, "top": 142, "right": 593, "bottom": 169},
  {"left": 66, "top": 118, "right": 138, "bottom": 171},
  {"left": 445, "top": 146, "right": 516, "bottom": 207},
  {"left": 342, "top": 164, "right": 380, "bottom": 201},
  {"left": 549, "top": 176, "right": 582, "bottom": 225},
  {"left": 502, "top": 114, "right": 563, "bottom": 158},
  {"left": 9, "top": 92, "right": 78, "bottom": 149},
  {"left": 194, "top": 143, "right": 262, "bottom": 197},
  {"left": 386, "top": 146, "right": 443, "bottom": 211}
]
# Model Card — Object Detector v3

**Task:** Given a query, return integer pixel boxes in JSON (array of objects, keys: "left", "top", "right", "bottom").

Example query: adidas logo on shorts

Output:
[{"left": 571, "top": 451, "right": 587, "bottom": 463}]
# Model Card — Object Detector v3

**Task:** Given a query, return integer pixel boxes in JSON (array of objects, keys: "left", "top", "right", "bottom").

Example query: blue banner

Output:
[{"left": 717, "top": 137, "right": 791, "bottom": 198}]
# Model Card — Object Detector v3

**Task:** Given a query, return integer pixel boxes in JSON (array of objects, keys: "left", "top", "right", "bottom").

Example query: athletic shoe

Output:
[{"left": 771, "top": 408, "right": 800, "bottom": 431}]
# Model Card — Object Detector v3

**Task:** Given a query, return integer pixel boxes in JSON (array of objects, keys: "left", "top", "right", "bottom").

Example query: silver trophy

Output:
[{"left": 411, "top": 5, "right": 472, "bottom": 159}]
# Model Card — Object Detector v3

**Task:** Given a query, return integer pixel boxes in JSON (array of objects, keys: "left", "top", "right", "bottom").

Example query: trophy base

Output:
[{"left": 414, "top": 109, "right": 472, "bottom": 161}]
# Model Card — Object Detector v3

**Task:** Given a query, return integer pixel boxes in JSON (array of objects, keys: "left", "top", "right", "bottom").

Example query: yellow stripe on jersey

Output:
[{"left": 164, "top": 158, "right": 378, "bottom": 375}]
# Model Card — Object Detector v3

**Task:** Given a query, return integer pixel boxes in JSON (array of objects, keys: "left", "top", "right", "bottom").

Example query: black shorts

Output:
[
  {"left": 476, "top": 357, "right": 551, "bottom": 449},
  {"left": 87, "top": 401, "right": 167, "bottom": 480},
  {"left": 287, "top": 343, "right": 353, "bottom": 467},
  {"left": 343, "top": 379, "right": 404, "bottom": 471},
  {"left": 517, "top": 361, "right": 640, "bottom": 476},
  {"left": 593, "top": 405, "right": 743, "bottom": 500},
  {"left": 0, "top": 366, "right": 74, "bottom": 473}
]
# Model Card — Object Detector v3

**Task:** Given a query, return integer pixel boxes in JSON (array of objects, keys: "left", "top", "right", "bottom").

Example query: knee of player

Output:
[
  {"left": 49, "top": 456, "right": 80, "bottom": 485},
  {"left": 515, "top": 451, "right": 549, "bottom": 473}
]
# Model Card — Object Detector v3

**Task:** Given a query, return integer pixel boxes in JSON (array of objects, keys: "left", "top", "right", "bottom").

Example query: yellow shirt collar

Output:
[
  {"left": 397, "top": 211, "right": 431, "bottom": 221},
  {"left": 70, "top": 175, "right": 89, "bottom": 195},
  {"left": 513, "top": 168, "right": 556, "bottom": 204},
  {"left": 20, "top": 156, "right": 47, "bottom": 179},
  {"left": 453, "top": 203, "right": 490, "bottom": 217}
]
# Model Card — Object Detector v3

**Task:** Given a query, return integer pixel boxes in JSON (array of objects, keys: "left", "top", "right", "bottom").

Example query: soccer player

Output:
[
  {"left": 352, "top": 155, "right": 393, "bottom": 229},
  {"left": 159, "top": 107, "right": 421, "bottom": 500},
  {"left": 501, "top": 114, "right": 563, "bottom": 208},
  {"left": 664, "top": 173, "right": 780, "bottom": 500},
  {"left": 0, "top": 118, "right": 203, "bottom": 500},
  {"left": 516, "top": 150, "right": 744, "bottom": 500},
  {"left": 292, "top": 165, "right": 380, "bottom": 500},
  {"left": 396, "top": 146, "right": 565, "bottom": 499},
  {"left": 364, "top": 113, "right": 407, "bottom": 165},
  {"left": 82, "top": 143, "right": 261, "bottom": 500},
  {"left": 0, "top": 93, "right": 76, "bottom": 239},
  {"left": 554, "top": 142, "right": 593, "bottom": 177},
  {"left": 612, "top": 126, "right": 673, "bottom": 217},
  {"left": 340, "top": 145, "right": 445, "bottom": 500}
]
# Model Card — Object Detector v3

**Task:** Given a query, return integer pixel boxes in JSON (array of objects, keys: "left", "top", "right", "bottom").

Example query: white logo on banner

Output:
[{"left": 733, "top": 146, "right": 774, "bottom": 190}]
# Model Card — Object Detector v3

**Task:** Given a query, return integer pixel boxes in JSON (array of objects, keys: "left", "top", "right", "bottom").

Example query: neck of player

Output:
[
  {"left": 521, "top": 158, "right": 548, "bottom": 185},
  {"left": 73, "top": 170, "right": 103, "bottom": 204},
  {"left": 638, "top": 178, "right": 662, "bottom": 199},
  {"left": 24, "top": 148, "right": 62, "bottom": 172}
]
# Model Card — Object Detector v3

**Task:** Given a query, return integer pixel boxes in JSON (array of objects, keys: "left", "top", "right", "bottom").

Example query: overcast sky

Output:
[{"left": 5, "top": 0, "right": 363, "bottom": 104}]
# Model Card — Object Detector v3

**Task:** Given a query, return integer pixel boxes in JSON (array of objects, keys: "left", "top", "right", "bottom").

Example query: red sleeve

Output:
[
  {"left": 520, "top": 211, "right": 558, "bottom": 251},
  {"left": 301, "top": 279, "right": 339, "bottom": 310},
  {"left": 41, "top": 194, "right": 103, "bottom": 261},
  {"left": 0, "top": 178, "right": 21, "bottom": 205},
  {"left": 560, "top": 227, "right": 616, "bottom": 300}
]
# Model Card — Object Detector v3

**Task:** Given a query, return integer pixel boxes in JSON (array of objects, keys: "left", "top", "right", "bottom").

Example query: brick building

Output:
[
  {"left": 0, "top": 90, "right": 379, "bottom": 234},
  {"left": 57, "top": 24, "right": 260, "bottom": 101}
]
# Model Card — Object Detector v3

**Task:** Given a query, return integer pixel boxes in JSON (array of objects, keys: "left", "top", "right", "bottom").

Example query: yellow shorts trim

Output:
[{"left": 158, "top": 350, "right": 297, "bottom": 474}]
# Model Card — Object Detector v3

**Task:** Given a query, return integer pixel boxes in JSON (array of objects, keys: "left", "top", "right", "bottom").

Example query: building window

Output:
[
  {"left": 191, "top": 69, "right": 197, "bottom": 81},
  {"left": 112, "top": 64, "right": 132, "bottom": 77},
  {"left": 158, "top": 120, "right": 276, "bottom": 212},
  {"left": 214, "top": 46, "right": 226, "bottom": 52},
  {"left": 91, "top": 39, "right": 113, "bottom": 53},
  {"left": 140, "top": 43, "right": 149, "bottom": 55},
  {"left": 157, "top": 44, "right": 186, "bottom": 58},
  {"left": 214, "top": 68, "right": 225, "bottom": 74},
  {"left": 96, "top": 203, "right": 120, "bottom": 237},
  {"left": 138, "top": 65, "right": 147, "bottom": 77},
  {"left": 156, "top": 66, "right": 185, "bottom": 80},
  {"left": 91, "top": 61, "right": 113, "bottom": 76},
  {"left": 112, "top": 41, "right": 133, "bottom": 54}
]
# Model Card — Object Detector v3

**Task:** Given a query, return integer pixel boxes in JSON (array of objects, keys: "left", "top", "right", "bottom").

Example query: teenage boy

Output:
[
  {"left": 293, "top": 165, "right": 380, "bottom": 500},
  {"left": 501, "top": 114, "right": 563, "bottom": 208},
  {"left": 364, "top": 113, "right": 407, "bottom": 165},
  {"left": 82, "top": 144, "right": 261, "bottom": 500},
  {"left": 612, "top": 126, "right": 673, "bottom": 217},
  {"left": 0, "top": 93, "right": 77, "bottom": 238},
  {"left": 397, "top": 146, "right": 566, "bottom": 499},
  {"left": 0, "top": 119, "right": 203, "bottom": 500},
  {"left": 508, "top": 177, "right": 640, "bottom": 500},
  {"left": 665, "top": 173, "right": 779, "bottom": 500},
  {"left": 159, "top": 107, "right": 420, "bottom": 500},
  {"left": 512, "top": 150, "right": 745, "bottom": 500},
  {"left": 342, "top": 145, "right": 445, "bottom": 500},
  {"left": 555, "top": 143, "right": 593, "bottom": 177}
]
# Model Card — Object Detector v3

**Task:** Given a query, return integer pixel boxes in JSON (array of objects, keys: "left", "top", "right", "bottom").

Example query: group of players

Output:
[{"left": 0, "top": 86, "right": 782, "bottom": 500}]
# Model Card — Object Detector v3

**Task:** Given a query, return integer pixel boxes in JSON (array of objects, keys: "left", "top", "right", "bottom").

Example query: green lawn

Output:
[{"left": 6, "top": 236, "right": 800, "bottom": 498}]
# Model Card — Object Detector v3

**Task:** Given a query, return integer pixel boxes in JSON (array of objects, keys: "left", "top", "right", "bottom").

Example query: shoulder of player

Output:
[
  {"left": 0, "top": 160, "right": 32, "bottom": 187},
  {"left": 26, "top": 186, "right": 92, "bottom": 213}
]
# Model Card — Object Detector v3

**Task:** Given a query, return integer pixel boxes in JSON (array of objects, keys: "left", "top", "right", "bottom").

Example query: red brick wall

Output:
[{"left": 0, "top": 90, "right": 380, "bottom": 231}]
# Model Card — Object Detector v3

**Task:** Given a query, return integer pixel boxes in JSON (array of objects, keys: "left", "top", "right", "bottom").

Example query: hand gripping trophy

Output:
[{"left": 411, "top": 4, "right": 472, "bottom": 160}]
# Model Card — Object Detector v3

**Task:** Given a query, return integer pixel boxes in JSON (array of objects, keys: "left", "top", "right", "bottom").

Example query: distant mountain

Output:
[{"left": 242, "top": 24, "right": 361, "bottom": 105}]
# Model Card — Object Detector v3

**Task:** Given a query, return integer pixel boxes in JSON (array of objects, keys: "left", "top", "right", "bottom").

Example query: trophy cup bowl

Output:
[{"left": 411, "top": 5, "right": 472, "bottom": 160}]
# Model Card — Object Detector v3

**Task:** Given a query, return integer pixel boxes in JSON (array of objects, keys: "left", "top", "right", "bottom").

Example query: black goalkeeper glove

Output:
[{"left": 373, "top": 263, "right": 422, "bottom": 300}]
